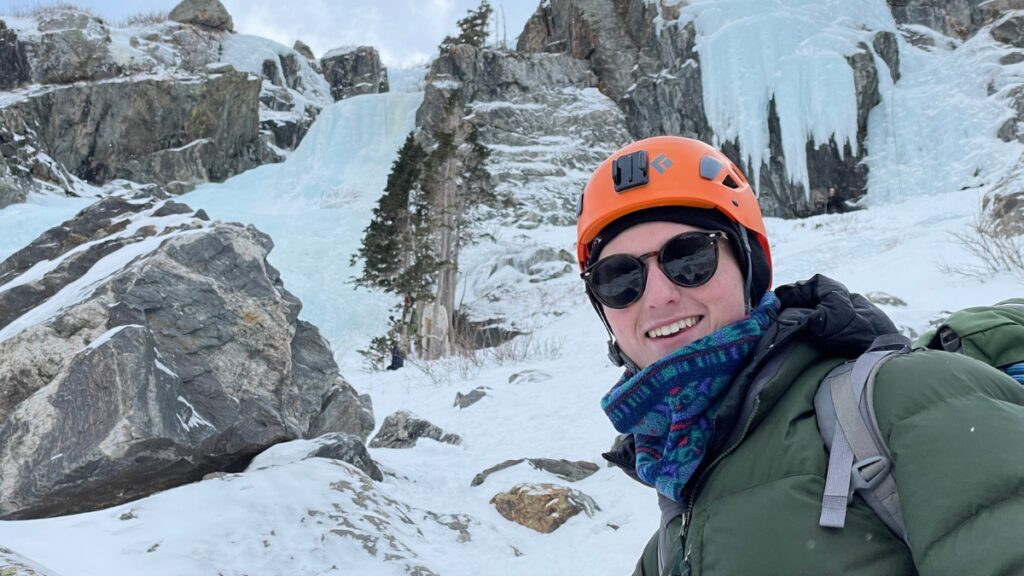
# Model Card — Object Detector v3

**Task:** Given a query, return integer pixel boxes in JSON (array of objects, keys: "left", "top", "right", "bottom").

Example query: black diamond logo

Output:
[{"left": 652, "top": 153, "right": 673, "bottom": 174}]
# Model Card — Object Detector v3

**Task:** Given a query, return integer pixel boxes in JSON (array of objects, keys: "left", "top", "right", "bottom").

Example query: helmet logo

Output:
[
  {"left": 612, "top": 150, "right": 649, "bottom": 193},
  {"left": 652, "top": 153, "right": 673, "bottom": 174}
]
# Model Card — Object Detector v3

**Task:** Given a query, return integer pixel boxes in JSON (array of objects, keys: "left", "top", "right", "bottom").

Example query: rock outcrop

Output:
[
  {"left": 320, "top": 46, "right": 389, "bottom": 101},
  {"left": 169, "top": 0, "right": 234, "bottom": 32},
  {"left": 24, "top": 9, "right": 121, "bottom": 84},
  {"left": 490, "top": 483, "right": 599, "bottom": 533},
  {"left": 0, "top": 193, "right": 373, "bottom": 519},
  {"left": 1, "top": 69, "right": 261, "bottom": 194},
  {"left": 516, "top": 0, "right": 883, "bottom": 217},
  {"left": 361, "top": 41, "right": 629, "bottom": 352},
  {"left": 887, "top": 0, "right": 1020, "bottom": 39},
  {"left": 369, "top": 411, "right": 462, "bottom": 448},
  {"left": 0, "top": 3, "right": 382, "bottom": 207}
]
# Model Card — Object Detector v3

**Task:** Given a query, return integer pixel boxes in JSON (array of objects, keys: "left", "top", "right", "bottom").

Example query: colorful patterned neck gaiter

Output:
[{"left": 601, "top": 292, "right": 781, "bottom": 501}]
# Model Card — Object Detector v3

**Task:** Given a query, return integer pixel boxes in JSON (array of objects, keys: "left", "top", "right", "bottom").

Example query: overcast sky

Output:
[{"left": 0, "top": 0, "right": 540, "bottom": 67}]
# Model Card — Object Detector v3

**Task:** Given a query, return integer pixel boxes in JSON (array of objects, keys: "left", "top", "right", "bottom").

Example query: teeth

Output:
[{"left": 647, "top": 317, "right": 699, "bottom": 338}]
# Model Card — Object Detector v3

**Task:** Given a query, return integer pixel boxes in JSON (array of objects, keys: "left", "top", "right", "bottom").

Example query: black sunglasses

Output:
[{"left": 581, "top": 231, "right": 727, "bottom": 309}]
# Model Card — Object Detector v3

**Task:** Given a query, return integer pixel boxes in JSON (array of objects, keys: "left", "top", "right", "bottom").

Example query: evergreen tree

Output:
[
  {"left": 352, "top": 133, "right": 427, "bottom": 293},
  {"left": 440, "top": 0, "right": 494, "bottom": 49}
]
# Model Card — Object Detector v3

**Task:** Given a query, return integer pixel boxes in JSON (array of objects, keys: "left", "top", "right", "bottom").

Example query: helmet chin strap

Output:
[
  {"left": 737, "top": 227, "right": 755, "bottom": 314},
  {"left": 586, "top": 287, "right": 641, "bottom": 374}
]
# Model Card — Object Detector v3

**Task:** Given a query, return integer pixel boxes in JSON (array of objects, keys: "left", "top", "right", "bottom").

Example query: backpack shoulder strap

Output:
[{"left": 815, "top": 333, "right": 912, "bottom": 541}]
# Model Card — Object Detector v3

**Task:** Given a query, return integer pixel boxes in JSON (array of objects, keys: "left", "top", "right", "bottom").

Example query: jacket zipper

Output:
[{"left": 681, "top": 397, "right": 763, "bottom": 565}]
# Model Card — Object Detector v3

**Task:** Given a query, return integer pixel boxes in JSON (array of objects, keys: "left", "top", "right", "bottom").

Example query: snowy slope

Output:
[{"left": 1, "top": 1, "right": 1024, "bottom": 575}]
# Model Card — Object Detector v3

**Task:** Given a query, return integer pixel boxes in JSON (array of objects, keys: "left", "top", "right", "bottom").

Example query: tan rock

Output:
[{"left": 490, "top": 483, "right": 598, "bottom": 533}]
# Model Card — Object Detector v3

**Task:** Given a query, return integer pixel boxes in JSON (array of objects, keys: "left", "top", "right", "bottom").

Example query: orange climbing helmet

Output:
[{"left": 576, "top": 136, "right": 772, "bottom": 276}]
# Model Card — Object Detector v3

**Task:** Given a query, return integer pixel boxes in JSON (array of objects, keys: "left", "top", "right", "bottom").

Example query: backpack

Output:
[{"left": 813, "top": 299, "right": 1024, "bottom": 541}]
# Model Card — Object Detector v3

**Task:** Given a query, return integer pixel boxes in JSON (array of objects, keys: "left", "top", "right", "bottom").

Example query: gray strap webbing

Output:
[{"left": 819, "top": 334, "right": 911, "bottom": 531}]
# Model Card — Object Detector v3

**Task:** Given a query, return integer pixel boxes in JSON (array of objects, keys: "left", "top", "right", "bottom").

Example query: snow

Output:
[
  {"left": 1, "top": 4, "right": 1024, "bottom": 575},
  {"left": 83, "top": 324, "right": 139, "bottom": 354},
  {"left": 865, "top": 25, "right": 1023, "bottom": 203},
  {"left": 219, "top": 34, "right": 334, "bottom": 108},
  {"left": 323, "top": 45, "right": 360, "bottom": 60},
  {"left": 176, "top": 396, "right": 213, "bottom": 431}
]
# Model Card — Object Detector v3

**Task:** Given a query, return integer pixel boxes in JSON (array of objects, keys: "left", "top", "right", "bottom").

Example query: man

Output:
[{"left": 576, "top": 136, "right": 1024, "bottom": 575}]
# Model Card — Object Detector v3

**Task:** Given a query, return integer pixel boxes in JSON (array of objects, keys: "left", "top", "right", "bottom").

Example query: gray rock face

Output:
[
  {"left": 24, "top": 10, "right": 120, "bottom": 84},
  {"left": 517, "top": 0, "right": 881, "bottom": 217},
  {"left": 992, "top": 14, "right": 1024, "bottom": 47},
  {"left": 169, "top": 0, "right": 234, "bottom": 31},
  {"left": 887, "top": 0, "right": 1008, "bottom": 39},
  {"left": 369, "top": 411, "right": 461, "bottom": 448},
  {"left": 517, "top": 0, "right": 641, "bottom": 101},
  {"left": 392, "top": 44, "right": 628, "bottom": 337},
  {"left": 0, "top": 194, "right": 373, "bottom": 519},
  {"left": 873, "top": 31, "right": 901, "bottom": 83},
  {"left": 0, "top": 23, "right": 30, "bottom": 90},
  {"left": 2, "top": 69, "right": 261, "bottom": 192},
  {"left": 320, "top": 46, "right": 389, "bottom": 101}
]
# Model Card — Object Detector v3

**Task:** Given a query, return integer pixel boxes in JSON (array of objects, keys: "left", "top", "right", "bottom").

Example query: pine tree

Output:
[
  {"left": 440, "top": 0, "right": 494, "bottom": 50},
  {"left": 352, "top": 133, "right": 427, "bottom": 293}
]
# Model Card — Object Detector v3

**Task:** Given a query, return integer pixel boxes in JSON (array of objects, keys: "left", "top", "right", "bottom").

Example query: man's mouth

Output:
[{"left": 646, "top": 316, "right": 701, "bottom": 339}]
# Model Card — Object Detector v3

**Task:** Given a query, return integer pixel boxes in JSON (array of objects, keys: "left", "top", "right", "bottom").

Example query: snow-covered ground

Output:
[{"left": 1, "top": 1, "right": 1023, "bottom": 574}]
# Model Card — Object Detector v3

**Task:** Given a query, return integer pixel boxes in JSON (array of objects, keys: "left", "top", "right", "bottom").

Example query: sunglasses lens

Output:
[
  {"left": 590, "top": 255, "right": 645, "bottom": 308},
  {"left": 661, "top": 233, "right": 718, "bottom": 287}
]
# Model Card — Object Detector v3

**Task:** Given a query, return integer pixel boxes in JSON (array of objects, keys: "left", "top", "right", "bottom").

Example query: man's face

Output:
[{"left": 600, "top": 221, "right": 748, "bottom": 370}]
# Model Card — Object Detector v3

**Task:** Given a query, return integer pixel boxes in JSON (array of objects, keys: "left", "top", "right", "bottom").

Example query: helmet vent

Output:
[{"left": 722, "top": 174, "right": 740, "bottom": 189}]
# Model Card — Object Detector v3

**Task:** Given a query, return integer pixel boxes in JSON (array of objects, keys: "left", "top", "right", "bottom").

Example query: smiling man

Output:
[{"left": 576, "top": 136, "right": 1024, "bottom": 576}]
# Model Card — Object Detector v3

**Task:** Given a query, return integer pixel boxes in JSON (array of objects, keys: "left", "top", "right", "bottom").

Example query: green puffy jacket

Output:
[{"left": 610, "top": 276, "right": 1024, "bottom": 576}]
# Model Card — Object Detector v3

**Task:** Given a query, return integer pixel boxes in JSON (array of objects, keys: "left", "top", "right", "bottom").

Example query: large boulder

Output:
[
  {"left": 169, "top": 0, "right": 234, "bottom": 32},
  {"left": 320, "top": 46, "right": 389, "bottom": 101},
  {"left": 1, "top": 69, "right": 262, "bottom": 192},
  {"left": 0, "top": 194, "right": 374, "bottom": 519}
]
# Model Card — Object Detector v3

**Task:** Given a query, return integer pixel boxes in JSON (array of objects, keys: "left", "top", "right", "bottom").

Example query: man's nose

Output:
[{"left": 642, "top": 255, "right": 678, "bottom": 307}]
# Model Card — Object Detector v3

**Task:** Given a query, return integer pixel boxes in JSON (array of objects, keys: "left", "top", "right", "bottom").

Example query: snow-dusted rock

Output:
[
  {"left": 169, "top": 0, "right": 234, "bottom": 32},
  {"left": 490, "top": 483, "right": 599, "bottom": 533},
  {"left": 887, "top": 0, "right": 1019, "bottom": 39},
  {"left": 471, "top": 458, "right": 600, "bottom": 486},
  {"left": 369, "top": 410, "right": 461, "bottom": 448},
  {"left": 24, "top": 9, "right": 120, "bottom": 84},
  {"left": 0, "top": 21, "right": 30, "bottom": 89},
  {"left": 320, "top": 46, "right": 389, "bottom": 101},
  {"left": 454, "top": 386, "right": 488, "bottom": 408},
  {"left": 992, "top": 13, "right": 1024, "bottom": 47},
  {"left": 0, "top": 194, "right": 373, "bottom": 519}
]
